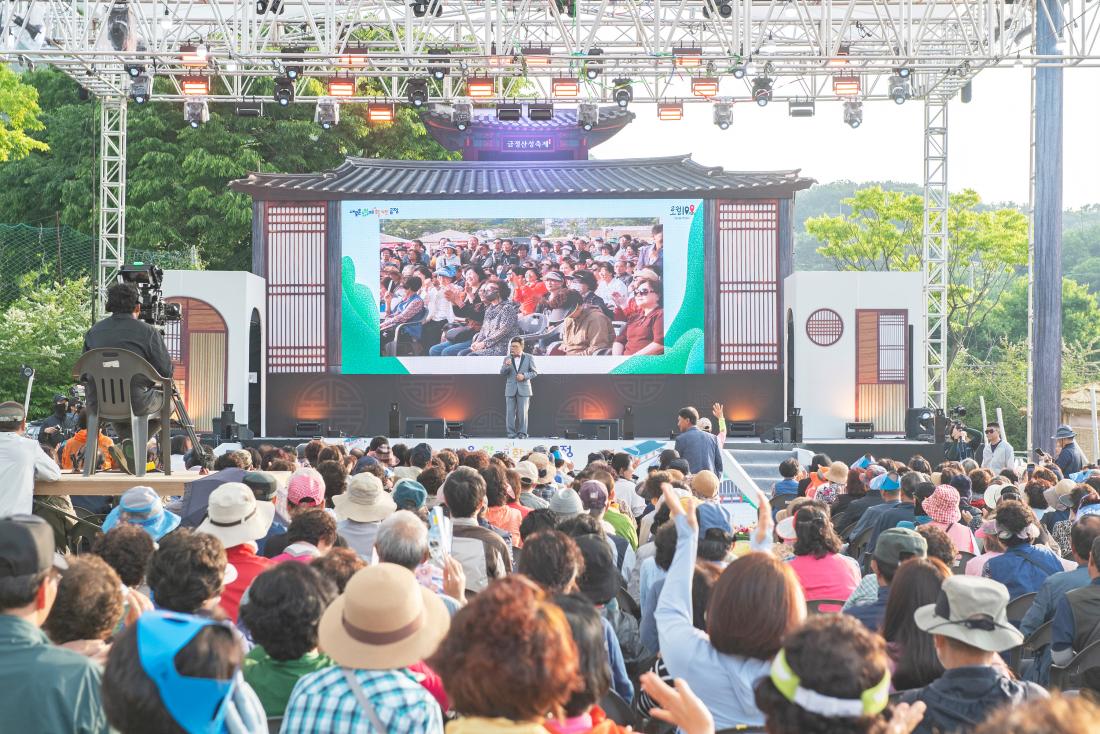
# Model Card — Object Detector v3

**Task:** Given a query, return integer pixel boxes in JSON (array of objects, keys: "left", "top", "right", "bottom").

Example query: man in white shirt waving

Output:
[{"left": 0, "top": 402, "right": 61, "bottom": 517}]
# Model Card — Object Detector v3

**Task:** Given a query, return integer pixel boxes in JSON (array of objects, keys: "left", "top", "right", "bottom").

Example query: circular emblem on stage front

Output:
[
  {"left": 805, "top": 308, "right": 844, "bottom": 347},
  {"left": 294, "top": 377, "right": 368, "bottom": 434}
]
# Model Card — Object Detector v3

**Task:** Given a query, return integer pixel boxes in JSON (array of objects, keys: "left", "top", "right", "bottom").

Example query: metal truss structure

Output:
[{"left": 2, "top": 0, "right": 1099, "bottom": 405}]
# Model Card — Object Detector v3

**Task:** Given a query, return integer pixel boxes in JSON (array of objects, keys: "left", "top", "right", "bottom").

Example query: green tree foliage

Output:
[
  {"left": 805, "top": 186, "right": 1029, "bottom": 363},
  {"left": 973, "top": 277, "right": 1100, "bottom": 360},
  {"left": 0, "top": 272, "right": 91, "bottom": 416},
  {"left": 0, "top": 69, "right": 458, "bottom": 270},
  {"left": 1063, "top": 223, "right": 1100, "bottom": 295},
  {"left": 0, "top": 64, "right": 48, "bottom": 162}
]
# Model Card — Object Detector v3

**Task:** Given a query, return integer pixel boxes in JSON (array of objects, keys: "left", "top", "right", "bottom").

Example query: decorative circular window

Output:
[{"left": 805, "top": 308, "right": 844, "bottom": 347}]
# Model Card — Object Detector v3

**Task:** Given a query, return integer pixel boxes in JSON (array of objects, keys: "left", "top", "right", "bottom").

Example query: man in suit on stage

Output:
[{"left": 501, "top": 337, "right": 537, "bottom": 439}]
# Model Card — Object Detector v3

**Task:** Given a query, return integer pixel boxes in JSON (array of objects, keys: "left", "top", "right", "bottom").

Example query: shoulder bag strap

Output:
[{"left": 341, "top": 667, "right": 389, "bottom": 732}]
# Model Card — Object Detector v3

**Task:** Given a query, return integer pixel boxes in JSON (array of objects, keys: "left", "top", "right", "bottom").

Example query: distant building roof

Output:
[{"left": 230, "top": 154, "right": 814, "bottom": 201}]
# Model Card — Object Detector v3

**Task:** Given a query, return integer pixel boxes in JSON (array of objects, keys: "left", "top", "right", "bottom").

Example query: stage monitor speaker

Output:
[
  {"left": 445, "top": 422, "right": 464, "bottom": 439},
  {"left": 577, "top": 419, "right": 620, "bottom": 441},
  {"left": 388, "top": 403, "right": 401, "bottom": 438},
  {"left": 406, "top": 417, "right": 447, "bottom": 439},
  {"left": 295, "top": 421, "right": 323, "bottom": 438},
  {"left": 623, "top": 407, "right": 635, "bottom": 440},
  {"left": 789, "top": 413, "right": 803, "bottom": 443},
  {"left": 326, "top": 428, "right": 346, "bottom": 438},
  {"left": 845, "top": 421, "right": 875, "bottom": 440},
  {"left": 904, "top": 408, "right": 936, "bottom": 441},
  {"left": 727, "top": 421, "right": 757, "bottom": 438},
  {"left": 771, "top": 426, "right": 792, "bottom": 443}
]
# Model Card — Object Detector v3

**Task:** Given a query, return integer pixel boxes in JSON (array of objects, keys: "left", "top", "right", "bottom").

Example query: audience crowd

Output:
[{"left": 4, "top": 399, "right": 1100, "bottom": 734}]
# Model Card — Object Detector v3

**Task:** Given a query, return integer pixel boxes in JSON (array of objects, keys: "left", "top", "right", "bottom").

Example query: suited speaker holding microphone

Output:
[{"left": 501, "top": 337, "right": 538, "bottom": 439}]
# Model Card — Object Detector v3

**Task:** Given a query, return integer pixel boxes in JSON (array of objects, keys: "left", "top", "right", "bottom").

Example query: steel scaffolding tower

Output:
[
  {"left": 921, "top": 97, "right": 948, "bottom": 413},
  {"left": 96, "top": 92, "right": 128, "bottom": 317}
]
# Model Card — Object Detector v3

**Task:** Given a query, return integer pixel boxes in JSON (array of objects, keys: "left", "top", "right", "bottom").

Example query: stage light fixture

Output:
[
  {"left": 585, "top": 48, "right": 604, "bottom": 80},
  {"left": 452, "top": 100, "right": 472, "bottom": 130},
  {"left": 273, "top": 77, "right": 295, "bottom": 106},
  {"left": 612, "top": 79, "right": 633, "bottom": 108},
  {"left": 552, "top": 0, "right": 577, "bottom": 18},
  {"left": 254, "top": 0, "right": 283, "bottom": 13},
  {"left": 180, "top": 43, "right": 208, "bottom": 68},
  {"left": 183, "top": 99, "right": 209, "bottom": 128},
  {"left": 577, "top": 102, "right": 599, "bottom": 131},
  {"left": 235, "top": 103, "right": 263, "bottom": 117},
  {"left": 522, "top": 46, "right": 552, "bottom": 66},
  {"left": 129, "top": 74, "right": 151, "bottom": 104},
  {"left": 282, "top": 47, "right": 305, "bottom": 79},
  {"left": 466, "top": 77, "right": 494, "bottom": 98},
  {"left": 712, "top": 101, "right": 733, "bottom": 129},
  {"left": 751, "top": 77, "right": 772, "bottom": 106},
  {"left": 496, "top": 103, "right": 522, "bottom": 121},
  {"left": 527, "top": 103, "right": 554, "bottom": 121},
  {"left": 367, "top": 102, "right": 395, "bottom": 124},
  {"left": 428, "top": 48, "right": 450, "bottom": 80},
  {"left": 406, "top": 78, "right": 429, "bottom": 107},
  {"left": 327, "top": 77, "right": 356, "bottom": 97},
  {"left": 106, "top": 2, "right": 135, "bottom": 52},
  {"left": 673, "top": 46, "right": 703, "bottom": 67},
  {"left": 337, "top": 46, "right": 368, "bottom": 67},
  {"left": 691, "top": 77, "right": 719, "bottom": 98},
  {"left": 731, "top": 64, "right": 746, "bottom": 79},
  {"left": 703, "top": 0, "right": 733, "bottom": 18},
  {"left": 889, "top": 74, "right": 909, "bottom": 104},
  {"left": 656, "top": 101, "right": 684, "bottom": 121},
  {"left": 180, "top": 76, "right": 210, "bottom": 95},
  {"left": 843, "top": 99, "right": 863, "bottom": 128},
  {"left": 411, "top": 0, "right": 442, "bottom": 17},
  {"left": 828, "top": 44, "right": 851, "bottom": 66},
  {"left": 832, "top": 75, "right": 860, "bottom": 97},
  {"left": 314, "top": 99, "right": 339, "bottom": 129},
  {"left": 896, "top": 66, "right": 911, "bottom": 78},
  {"left": 788, "top": 98, "right": 815, "bottom": 117},
  {"left": 552, "top": 77, "right": 580, "bottom": 97},
  {"left": 125, "top": 63, "right": 144, "bottom": 78}
]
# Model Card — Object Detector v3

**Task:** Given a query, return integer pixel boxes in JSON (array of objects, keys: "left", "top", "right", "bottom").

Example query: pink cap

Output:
[{"left": 287, "top": 469, "right": 325, "bottom": 506}]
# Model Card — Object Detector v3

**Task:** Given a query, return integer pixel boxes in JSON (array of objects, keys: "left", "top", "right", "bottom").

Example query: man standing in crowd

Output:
[
  {"left": 501, "top": 337, "right": 537, "bottom": 440},
  {"left": 1051, "top": 534, "right": 1100, "bottom": 671},
  {"left": 1052, "top": 424, "right": 1087, "bottom": 476},
  {"left": 0, "top": 515, "right": 108, "bottom": 733},
  {"left": 82, "top": 282, "right": 174, "bottom": 474},
  {"left": 0, "top": 402, "right": 61, "bottom": 518},
  {"left": 980, "top": 422, "right": 1014, "bottom": 475},
  {"left": 443, "top": 467, "right": 511, "bottom": 595},
  {"left": 37, "top": 393, "right": 78, "bottom": 449},
  {"left": 673, "top": 406, "right": 723, "bottom": 475}
]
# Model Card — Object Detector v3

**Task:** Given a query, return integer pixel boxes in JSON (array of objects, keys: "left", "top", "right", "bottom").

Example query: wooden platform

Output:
[{"left": 35, "top": 473, "right": 194, "bottom": 496}]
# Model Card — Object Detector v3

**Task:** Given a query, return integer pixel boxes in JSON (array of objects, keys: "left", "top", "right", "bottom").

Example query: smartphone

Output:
[
  {"left": 427, "top": 506, "right": 452, "bottom": 568},
  {"left": 1026, "top": 462, "right": 1035, "bottom": 478}
]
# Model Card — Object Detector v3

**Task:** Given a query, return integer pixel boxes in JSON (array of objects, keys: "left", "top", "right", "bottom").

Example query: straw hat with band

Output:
[
  {"left": 914, "top": 575, "right": 1024, "bottom": 652},
  {"left": 197, "top": 482, "right": 276, "bottom": 549},
  {"left": 1043, "top": 478, "right": 1078, "bottom": 511},
  {"left": 333, "top": 473, "right": 397, "bottom": 523},
  {"left": 318, "top": 564, "right": 449, "bottom": 670},
  {"left": 769, "top": 647, "right": 890, "bottom": 719},
  {"left": 824, "top": 461, "right": 849, "bottom": 484}
]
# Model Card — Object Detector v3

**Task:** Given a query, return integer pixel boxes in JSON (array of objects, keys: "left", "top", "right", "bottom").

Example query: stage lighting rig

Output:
[
  {"left": 731, "top": 64, "right": 746, "bottom": 79},
  {"left": 184, "top": 99, "right": 209, "bottom": 128},
  {"left": 585, "top": 48, "right": 604, "bottom": 80},
  {"left": 752, "top": 77, "right": 772, "bottom": 106},
  {"left": 428, "top": 48, "right": 450, "bottom": 80},
  {"left": 889, "top": 75, "right": 910, "bottom": 104},
  {"left": 314, "top": 99, "right": 340, "bottom": 129},
  {"left": 712, "top": 101, "right": 733, "bottom": 130},
  {"left": 282, "top": 48, "right": 305, "bottom": 79},
  {"left": 129, "top": 74, "right": 152, "bottom": 104},
  {"left": 125, "top": 63, "right": 144, "bottom": 78},
  {"left": 843, "top": 99, "right": 863, "bottom": 128},
  {"left": 273, "top": 77, "right": 295, "bottom": 106},
  {"left": 895, "top": 66, "right": 911, "bottom": 78},
  {"left": 577, "top": 103, "right": 599, "bottom": 131},
  {"left": 612, "top": 79, "right": 632, "bottom": 108},
  {"left": 452, "top": 100, "right": 472, "bottom": 130},
  {"left": 106, "top": 2, "right": 136, "bottom": 52},
  {"left": 407, "top": 78, "right": 429, "bottom": 107}
]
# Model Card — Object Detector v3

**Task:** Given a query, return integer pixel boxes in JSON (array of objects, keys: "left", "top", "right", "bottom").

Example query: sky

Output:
[{"left": 594, "top": 67, "right": 1100, "bottom": 209}]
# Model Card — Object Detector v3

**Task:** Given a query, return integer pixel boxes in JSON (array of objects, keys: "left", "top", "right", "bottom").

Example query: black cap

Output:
[
  {"left": 52, "top": 394, "right": 68, "bottom": 404},
  {"left": 0, "top": 515, "right": 67, "bottom": 577},
  {"left": 242, "top": 471, "right": 279, "bottom": 502},
  {"left": 574, "top": 534, "right": 618, "bottom": 606},
  {"left": 568, "top": 269, "right": 598, "bottom": 290}
]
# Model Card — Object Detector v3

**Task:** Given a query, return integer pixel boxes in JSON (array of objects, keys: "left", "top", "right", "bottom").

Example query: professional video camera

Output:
[{"left": 118, "top": 263, "right": 182, "bottom": 329}]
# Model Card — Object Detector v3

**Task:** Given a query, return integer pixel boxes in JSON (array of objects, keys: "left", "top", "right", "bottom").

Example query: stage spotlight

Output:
[
  {"left": 552, "top": 0, "right": 577, "bottom": 18},
  {"left": 691, "top": 77, "right": 719, "bottom": 98},
  {"left": 428, "top": 48, "right": 450, "bottom": 80},
  {"left": 129, "top": 74, "right": 151, "bottom": 104},
  {"left": 282, "top": 47, "right": 304, "bottom": 79},
  {"left": 406, "top": 78, "right": 429, "bottom": 107},
  {"left": 657, "top": 101, "right": 684, "bottom": 121},
  {"left": 367, "top": 103, "right": 395, "bottom": 123},
  {"left": 752, "top": 77, "right": 772, "bottom": 106},
  {"left": 183, "top": 99, "right": 209, "bottom": 128},
  {"left": 528, "top": 103, "right": 554, "bottom": 121},
  {"left": 788, "top": 98, "right": 815, "bottom": 117},
  {"left": 703, "top": 0, "right": 733, "bottom": 18},
  {"left": 180, "top": 76, "right": 210, "bottom": 95},
  {"left": 889, "top": 74, "right": 909, "bottom": 104},
  {"left": 673, "top": 46, "right": 703, "bottom": 67},
  {"left": 452, "top": 100, "right": 472, "bottom": 130},
  {"left": 235, "top": 103, "right": 263, "bottom": 117},
  {"left": 255, "top": 0, "right": 283, "bottom": 13},
  {"left": 843, "top": 99, "right": 863, "bottom": 128},
  {"left": 273, "top": 77, "right": 295, "bottom": 106},
  {"left": 832, "top": 75, "right": 861, "bottom": 97},
  {"left": 125, "top": 63, "right": 144, "bottom": 78},
  {"left": 552, "top": 77, "right": 580, "bottom": 97},
  {"left": 411, "top": 0, "right": 442, "bottom": 17},
  {"left": 314, "top": 98, "right": 340, "bottom": 129},
  {"left": 466, "top": 77, "right": 494, "bottom": 98},
  {"left": 896, "top": 66, "right": 911, "bottom": 78},
  {"left": 731, "top": 64, "right": 746, "bottom": 79},
  {"left": 585, "top": 48, "right": 603, "bottom": 80},
  {"left": 327, "top": 77, "right": 356, "bottom": 97},
  {"left": 180, "top": 44, "right": 208, "bottom": 68},
  {"left": 577, "top": 102, "right": 599, "bottom": 131},
  {"left": 612, "top": 79, "right": 632, "bottom": 108},
  {"left": 496, "top": 103, "right": 522, "bottom": 121},
  {"left": 713, "top": 101, "right": 733, "bottom": 129},
  {"left": 106, "top": 2, "right": 136, "bottom": 52}
]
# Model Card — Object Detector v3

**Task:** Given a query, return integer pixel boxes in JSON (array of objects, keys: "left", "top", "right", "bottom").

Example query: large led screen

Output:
[{"left": 340, "top": 198, "right": 704, "bottom": 374}]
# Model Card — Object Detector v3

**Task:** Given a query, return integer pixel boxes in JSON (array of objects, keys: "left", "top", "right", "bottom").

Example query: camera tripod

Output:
[{"left": 164, "top": 382, "right": 205, "bottom": 472}]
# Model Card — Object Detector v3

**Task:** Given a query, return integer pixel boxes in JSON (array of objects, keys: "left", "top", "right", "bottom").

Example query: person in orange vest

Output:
[
  {"left": 802, "top": 453, "right": 833, "bottom": 497},
  {"left": 60, "top": 411, "right": 114, "bottom": 472}
]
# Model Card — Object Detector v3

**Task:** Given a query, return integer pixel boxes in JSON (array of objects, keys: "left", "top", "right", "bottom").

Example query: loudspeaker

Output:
[
  {"left": 406, "top": 417, "right": 447, "bottom": 439},
  {"left": 295, "top": 421, "right": 323, "bottom": 438},
  {"left": 445, "top": 422, "right": 464, "bottom": 439},
  {"left": 904, "top": 408, "right": 936, "bottom": 441},
  {"left": 788, "top": 413, "right": 803, "bottom": 443},
  {"left": 623, "top": 407, "right": 635, "bottom": 440},
  {"left": 578, "top": 419, "right": 620, "bottom": 441},
  {"left": 727, "top": 421, "right": 757, "bottom": 437},
  {"left": 845, "top": 421, "right": 875, "bottom": 439},
  {"left": 388, "top": 403, "right": 401, "bottom": 438}
]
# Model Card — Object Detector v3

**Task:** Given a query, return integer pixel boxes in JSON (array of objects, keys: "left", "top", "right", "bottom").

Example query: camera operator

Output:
[
  {"left": 944, "top": 420, "right": 982, "bottom": 462},
  {"left": 38, "top": 393, "right": 78, "bottom": 448},
  {"left": 82, "top": 282, "right": 173, "bottom": 474}
]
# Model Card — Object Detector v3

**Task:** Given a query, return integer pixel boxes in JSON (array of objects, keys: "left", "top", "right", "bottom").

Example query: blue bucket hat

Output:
[
  {"left": 869, "top": 472, "right": 901, "bottom": 492},
  {"left": 393, "top": 479, "right": 428, "bottom": 510},
  {"left": 102, "top": 486, "right": 181, "bottom": 541},
  {"left": 137, "top": 611, "right": 236, "bottom": 734},
  {"left": 433, "top": 265, "right": 456, "bottom": 278}
]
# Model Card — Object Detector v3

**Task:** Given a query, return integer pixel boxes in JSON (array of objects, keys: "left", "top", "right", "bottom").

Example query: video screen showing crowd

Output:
[{"left": 378, "top": 225, "right": 665, "bottom": 359}]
